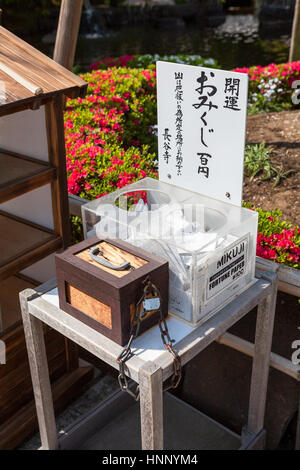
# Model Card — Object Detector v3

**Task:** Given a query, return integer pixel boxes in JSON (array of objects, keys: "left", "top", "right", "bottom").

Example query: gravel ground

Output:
[{"left": 19, "top": 369, "right": 119, "bottom": 450}]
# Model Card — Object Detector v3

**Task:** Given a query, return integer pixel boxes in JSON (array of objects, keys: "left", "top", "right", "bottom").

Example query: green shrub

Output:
[
  {"left": 242, "top": 203, "right": 300, "bottom": 269},
  {"left": 244, "top": 143, "right": 295, "bottom": 187},
  {"left": 244, "top": 143, "right": 274, "bottom": 181},
  {"left": 90, "top": 54, "right": 220, "bottom": 71}
]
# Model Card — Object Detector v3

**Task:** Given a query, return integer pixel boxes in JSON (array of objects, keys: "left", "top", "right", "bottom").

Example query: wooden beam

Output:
[
  {"left": 247, "top": 272, "right": 278, "bottom": 434},
  {"left": 45, "top": 95, "right": 71, "bottom": 247},
  {"left": 217, "top": 332, "right": 300, "bottom": 381},
  {"left": 289, "top": 0, "right": 300, "bottom": 62},
  {"left": 53, "top": 0, "right": 83, "bottom": 70},
  {"left": 139, "top": 362, "right": 163, "bottom": 450},
  {"left": 296, "top": 393, "right": 300, "bottom": 450},
  {"left": 68, "top": 193, "right": 86, "bottom": 218},
  {"left": 252, "top": 1, "right": 262, "bottom": 16},
  {"left": 0, "top": 61, "right": 43, "bottom": 95}
]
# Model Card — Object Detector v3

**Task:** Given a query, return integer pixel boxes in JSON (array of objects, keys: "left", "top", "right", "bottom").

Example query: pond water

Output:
[{"left": 37, "top": 13, "right": 290, "bottom": 71}]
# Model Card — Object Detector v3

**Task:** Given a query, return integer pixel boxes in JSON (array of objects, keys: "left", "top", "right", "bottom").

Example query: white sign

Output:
[
  {"left": 205, "top": 236, "right": 249, "bottom": 301},
  {"left": 157, "top": 61, "right": 248, "bottom": 206}
]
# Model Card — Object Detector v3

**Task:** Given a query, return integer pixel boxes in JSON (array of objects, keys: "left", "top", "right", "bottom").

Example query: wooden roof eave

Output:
[
  {"left": 0, "top": 85, "right": 88, "bottom": 117},
  {"left": 0, "top": 26, "right": 87, "bottom": 90},
  {"left": 0, "top": 26, "right": 88, "bottom": 115}
]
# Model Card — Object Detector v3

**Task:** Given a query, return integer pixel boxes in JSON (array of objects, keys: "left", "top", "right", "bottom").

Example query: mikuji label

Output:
[{"left": 206, "top": 237, "right": 248, "bottom": 300}]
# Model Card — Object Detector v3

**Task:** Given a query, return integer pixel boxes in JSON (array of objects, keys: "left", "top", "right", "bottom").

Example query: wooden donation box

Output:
[
  {"left": 0, "top": 26, "right": 92, "bottom": 449},
  {"left": 56, "top": 237, "right": 169, "bottom": 345}
]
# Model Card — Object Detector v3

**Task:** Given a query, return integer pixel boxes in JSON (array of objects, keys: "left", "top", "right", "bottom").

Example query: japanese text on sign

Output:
[
  {"left": 192, "top": 70, "right": 218, "bottom": 179},
  {"left": 175, "top": 72, "right": 184, "bottom": 175}
]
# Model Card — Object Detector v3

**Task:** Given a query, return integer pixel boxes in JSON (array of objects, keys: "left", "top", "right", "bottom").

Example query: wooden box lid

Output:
[
  {"left": 75, "top": 240, "right": 148, "bottom": 278},
  {"left": 55, "top": 236, "right": 168, "bottom": 299}
]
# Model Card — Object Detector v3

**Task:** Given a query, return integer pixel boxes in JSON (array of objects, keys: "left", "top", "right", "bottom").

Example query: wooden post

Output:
[
  {"left": 296, "top": 391, "right": 300, "bottom": 450},
  {"left": 53, "top": 0, "right": 83, "bottom": 70},
  {"left": 45, "top": 95, "right": 71, "bottom": 248},
  {"left": 247, "top": 272, "right": 278, "bottom": 435},
  {"left": 20, "top": 289, "right": 58, "bottom": 450},
  {"left": 139, "top": 362, "right": 163, "bottom": 450},
  {"left": 289, "top": 0, "right": 300, "bottom": 62},
  {"left": 253, "top": 1, "right": 261, "bottom": 16}
]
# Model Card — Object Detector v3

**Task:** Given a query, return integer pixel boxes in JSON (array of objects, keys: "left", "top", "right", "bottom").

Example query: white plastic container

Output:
[{"left": 82, "top": 177, "right": 258, "bottom": 326}]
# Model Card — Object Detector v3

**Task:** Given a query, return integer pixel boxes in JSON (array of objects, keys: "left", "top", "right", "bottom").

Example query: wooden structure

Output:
[
  {"left": 55, "top": 236, "right": 169, "bottom": 345},
  {"left": 0, "top": 26, "right": 92, "bottom": 449},
  {"left": 20, "top": 270, "right": 277, "bottom": 450}
]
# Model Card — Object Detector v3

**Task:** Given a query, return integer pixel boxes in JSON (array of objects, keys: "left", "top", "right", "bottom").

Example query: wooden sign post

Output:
[{"left": 53, "top": 0, "right": 83, "bottom": 70}]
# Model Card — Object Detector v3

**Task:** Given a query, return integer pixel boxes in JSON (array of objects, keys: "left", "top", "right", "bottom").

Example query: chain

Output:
[
  {"left": 158, "top": 317, "right": 182, "bottom": 391},
  {"left": 116, "top": 276, "right": 182, "bottom": 400}
]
